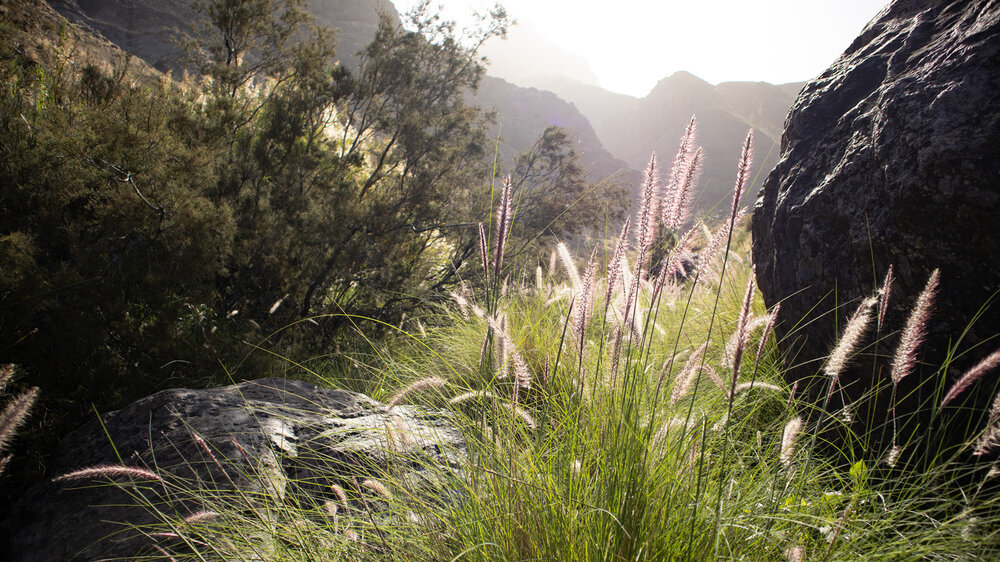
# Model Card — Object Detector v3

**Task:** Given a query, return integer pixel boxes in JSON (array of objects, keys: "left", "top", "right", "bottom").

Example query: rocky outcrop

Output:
[
  {"left": 752, "top": 0, "right": 1000, "bottom": 445},
  {"left": 3, "top": 378, "right": 465, "bottom": 561}
]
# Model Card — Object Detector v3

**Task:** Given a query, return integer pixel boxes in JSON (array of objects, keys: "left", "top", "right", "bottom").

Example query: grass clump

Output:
[{"left": 50, "top": 125, "right": 1000, "bottom": 560}]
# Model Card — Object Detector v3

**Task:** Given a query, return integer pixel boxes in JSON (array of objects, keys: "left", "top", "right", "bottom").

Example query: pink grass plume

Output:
[{"left": 890, "top": 269, "right": 940, "bottom": 385}]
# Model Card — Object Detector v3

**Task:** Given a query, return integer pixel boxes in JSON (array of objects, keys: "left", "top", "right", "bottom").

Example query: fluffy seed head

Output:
[
  {"left": 635, "top": 153, "right": 660, "bottom": 263},
  {"left": 665, "top": 147, "right": 703, "bottom": 232},
  {"left": 388, "top": 377, "right": 447, "bottom": 409},
  {"left": 670, "top": 342, "right": 711, "bottom": 406},
  {"left": 877, "top": 265, "right": 895, "bottom": 333},
  {"left": 557, "top": 242, "right": 582, "bottom": 291},
  {"left": 53, "top": 464, "right": 163, "bottom": 483},
  {"left": 942, "top": 348, "right": 1000, "bottom": 409},
  {"left": 362, "top": 478, "right": 392, "bottom": 500},
  {"left": 0, "top": 386, "right": 38, "bottom": 454},
  {"left": 780, "top": 416, "right": 803, "bottom": 467},
  {"left": 730, "top": 131, "right": 754, "bottom": 225},
  {"left": 890, "top": 269, "right": 940, "bottom": 385},
  {"left": 824, "top": 297, "right": 877, "bottom": 391},
  {"left": 730, "top": 274, "right": 757, "bottom": 386},
  {"left": 605, "top": 218, "right": 631, "bottom": 310}
]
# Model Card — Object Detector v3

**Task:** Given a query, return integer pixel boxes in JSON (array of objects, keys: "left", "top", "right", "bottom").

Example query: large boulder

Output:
[
  {"left": 2, "top": 378, "right": 466, "bottom": 561},
  {"left": 752, "top": 0, "right": 1000, "bottom": 449}
]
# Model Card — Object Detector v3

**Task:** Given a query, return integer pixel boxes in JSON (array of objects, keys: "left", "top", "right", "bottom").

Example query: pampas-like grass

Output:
[
  {"left": 557, "top": 241, "right": 582, "bottom": 291},
  {"left": 822, "top": 297, "right": 876, "bottom": 409},
  {"left": 388, "top": 376, "right": 447, "bottom": 409},
  {"left": 877, "top": 265, "right": 894, "bottom": 333},
  {"left": 729, "top": 274, "right": 757, "bottom": 387},
  {"left": 635, "top": 153, "right": 660, "bottom": 263},
  {"left": 943, "top": 348, "right": 1000, "bottom": 409},
  {"left": 731, "top": 381, "right": 784, "bottom": 398},
  {"left": 780, "top": 416, "right": 803, "bottom": 467},
  {"left": 0, "top": 385, "right": 38, "bottom": 456},
  {"left": 53, "top": 464, "right": 164, "bottom": 483},
  {"left": 890, "top": 269, "right": 940, "bottom": 384},
  {"left": 361, "top": 478, "right": 392, "bottom": 500},
  {"left": 184, "top": 510, "right": 219, "bottom": 525},
  {"left": 669, "top": 342, "right": 710, "bottom": 406}
]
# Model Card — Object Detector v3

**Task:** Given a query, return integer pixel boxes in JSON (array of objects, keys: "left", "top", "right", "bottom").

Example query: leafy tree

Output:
[{"left": 508, "top": 126, "right": 627, "bottom": 243}]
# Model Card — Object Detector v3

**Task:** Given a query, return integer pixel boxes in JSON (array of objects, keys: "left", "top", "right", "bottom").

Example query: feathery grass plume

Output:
[
  {"left": 942, "top": 348, "right": 1000, "bottom": 409},
  {"left": 885, "top": 445, "right": 903, "bottom": 467},
  {"left": 0, "top": 385, "right": 38, "bottom": 457},
  {"left": 323, "top": 500, "right": 340, "bottom": 517},
  {"left": 449, "top": 390, "right": 500, "bottom": 406},
  {"left": 478, "top": 222, "right": 489, "bottom": 278},
  {"left": 729, "top": 274, "right": 756, "bottom": 388},
  {"left": 485, "top": 315, "right": 531, "bottom": 392},
  {"left": 573, "top": 246, "right": 600, "bottom": 356},
  {"left": 635, "top": 153, "right": 660, "bottom": 266},
  {"left": 535, "top": 265, "right": 544, "bottom": 292},
  {"left": 730, "top": 131, "right": 753, "bottom": 224},
  {"left": 388, "top": 376, "right": 447, "bottom": 409},
  {"left": 184, "top": 510, "right": 219, "bottom": 525},
  {"left": 604, "top": 217, "right": 631, "bottom": 314},
  {"left": 663, "top": 117, "right": 700, "bottom": 230},
  {"left": 53, "top": 464, "right": 164, "bottom": 483},
  {"left": 877, "top": 265, "right": 895, "bottom": 333},
  {"left": 890, "top": 269, "right": 940, "bottom": 384},
  {"left": 0, "top": 364, "right": 14, "bottom": 391},
  {"left": 784, "top": 545, "right": 805, "bottom": 562},
  {"left": 702, "top": 364, "right": 727, "bottom": 395},
  {"left": 362, "top": 478, "right": 392, "bottom": 500},
  {"left": 724, "top": 316, "right": 770, "bottom": 368},
  {"left": 665, "top": 116, "right": 697, "bottom": 201},
  {"left": 975, "top": 425, "right": 1000, "bottom": 457},
  {"left": 449, "top": 290, "right": 471, "bottom": 320},
  {"left": 665, "top": 148, "right": 703, "bottom": 232},
  {"left": 752, "top": 304, "right": 780, "bottom": 375},
  {"left": 786, "top": 381, "right": 799, "bottom": 414},
  {"left": 732, "top": 381, "right": 784, "bottom": 398},
  {"left": 780, "top": 416, "right": 803, "bottom": 467},
  {"left": 556, "top": 241, "right": 582, "bottom": 292},
  {"left": 331, "top": 484, "right": 349, "bottom": 506},
  {"left": 669, "top": 342, "right": 711, "bottom": 406},
  {"left": 492, "top": 175, "right": 514, "bottom": 277},
  {"left": 823, "top": 297, "right": 877, "bottom": 407}
]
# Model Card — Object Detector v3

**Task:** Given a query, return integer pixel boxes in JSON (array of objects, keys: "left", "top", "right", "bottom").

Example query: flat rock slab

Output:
[{"left": 3, "top": 378, "right": 465, "bottom": 561}]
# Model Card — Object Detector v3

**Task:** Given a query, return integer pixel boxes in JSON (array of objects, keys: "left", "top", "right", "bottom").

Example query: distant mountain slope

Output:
[
  {"left": 538, "top": 71, "right": 797, "bottom": 214},
  {"left": 474, "top": 76, "right": 637, "bottom": 188},
  {"left": 48, "top": 0, "right": 398, "bottom": 72},
  {"left": 45, "top": 0, "right": 634, "bottom": 197}
]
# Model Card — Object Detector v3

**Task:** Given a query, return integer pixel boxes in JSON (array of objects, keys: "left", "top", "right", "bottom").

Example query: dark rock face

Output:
[
  {"left": 3, "top": 378, "right": 465, "bottom": 561},
  {"left": 752, "top": 0, "right": 1000, "bottom": 445}
]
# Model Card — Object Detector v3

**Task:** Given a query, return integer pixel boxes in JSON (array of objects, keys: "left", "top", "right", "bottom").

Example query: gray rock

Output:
[
  {"left": 752, "top": 0, "right": 1000, "bottom": 450},
  {"left": 5, "top": 378, "right": 465, "bottom": 561}
]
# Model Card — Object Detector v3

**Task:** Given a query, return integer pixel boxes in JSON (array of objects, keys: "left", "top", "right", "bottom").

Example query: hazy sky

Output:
[{"left": 391, "top": 0, "right": 891, "bottom": 97}]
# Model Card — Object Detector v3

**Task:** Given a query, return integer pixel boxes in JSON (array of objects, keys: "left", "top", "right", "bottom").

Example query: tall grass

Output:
[{"left": 49, "top": 125, "right": 1000, "bottom": 560}]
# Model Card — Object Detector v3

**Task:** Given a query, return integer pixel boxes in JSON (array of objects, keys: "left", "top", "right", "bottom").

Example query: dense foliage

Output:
[{"left": 0, "top": 0, "right": 624, "bottom": 497}]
